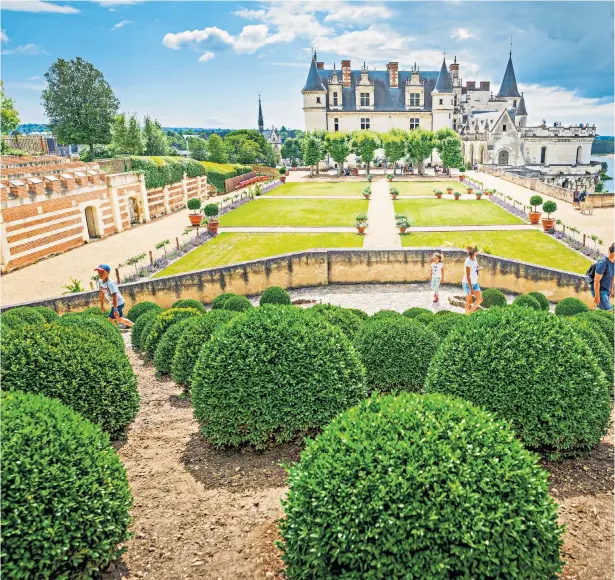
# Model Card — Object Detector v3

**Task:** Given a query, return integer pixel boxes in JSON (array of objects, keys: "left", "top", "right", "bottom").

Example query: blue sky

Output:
[{"left": 2, "top": 1, "right": 614, "bottom": 133}]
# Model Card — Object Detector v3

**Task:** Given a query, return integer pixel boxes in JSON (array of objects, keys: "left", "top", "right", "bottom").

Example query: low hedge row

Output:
[
  {"left": 131, "top": 307, "right": 163, "bottom": 349},
  {"left": 131, "top": 156, "right": 205, "bottom": 190},
  {"left": 200, "top": 161, "right": 251, "bottom": 192}
]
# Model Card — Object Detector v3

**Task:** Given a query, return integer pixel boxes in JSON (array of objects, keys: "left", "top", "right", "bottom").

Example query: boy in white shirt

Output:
[
  {"left": 462, "top": 247, "right": 483, "bottom": 315},
  {"left": 95, "top": 264, "right": 134, "bottom": 328},
  {"left": 430, "top": 252, "right": 444, "bottom": 303}
]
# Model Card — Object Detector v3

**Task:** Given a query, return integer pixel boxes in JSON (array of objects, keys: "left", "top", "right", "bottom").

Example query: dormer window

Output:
[
  {"left": 333, "top": 92, "right": 338, "bottom": 106},
  {"left": 409, "top": 93, "right": 420, "bottom": 107},
  {"left": 360, "top": 93, "right": 370, "bottom": 107},
  {"left": 513, "top": 100, "right": 517, "bottom": 107}
]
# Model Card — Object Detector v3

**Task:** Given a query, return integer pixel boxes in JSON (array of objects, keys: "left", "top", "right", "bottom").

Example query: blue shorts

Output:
[
  {"left": 462, "top": 282, "right": 481, "bottom": 295},
  {"left": 108, "top": 304, "right": 125, "bottom": 319},
  {"left": 590, "top": 288, "right": 613, "bottom": 311}
]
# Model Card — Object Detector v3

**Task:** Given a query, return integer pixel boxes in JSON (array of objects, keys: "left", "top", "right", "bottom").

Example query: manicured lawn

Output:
[
  {"left": 393, "top": 198, "right": 525, "bottom": 226},
  {"left": 269, "top": 182, "right": 366, "bottom": 197},
  {"left": 399, "top": 230, "right": 591, "bottom": 273},
  {"left": 394, "top": 181, "right": 462, "bottom": 196},
  {"left": 155, "top": 233, "right": 364, "bottom": 276},
  {"left": 219, "top": 199, "right": 368, "bottom": 227}
]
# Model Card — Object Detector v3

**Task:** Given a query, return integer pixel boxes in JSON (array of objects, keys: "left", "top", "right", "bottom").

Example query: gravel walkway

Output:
[
  {"left": 407, "top": 224, "right": 536, "bottom": 232},
  {"left": 219, "top": 227, "right": 355, "bottom": 233},
  {"left": 364, "top": 181, "right": 401, "bottom": 248}
]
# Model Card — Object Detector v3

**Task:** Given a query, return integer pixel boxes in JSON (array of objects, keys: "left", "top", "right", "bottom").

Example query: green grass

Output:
[
  {"left": 269, "top": 182, "right": 366, "bottom": 197},
  {"left": 219, "top": 199, "right": 368, "bottom": 227},
  {"left": 155, "top": 233, "right": 364, "bottom": 276},
  {"left": 399, "top": 230, "right": 591, "bottom": 273},
  {"left": 394, "top": 181, "right": 462, "bottom": 196},
  {"left": 393, "top": 198, "right": 525, "bottom": 226}
]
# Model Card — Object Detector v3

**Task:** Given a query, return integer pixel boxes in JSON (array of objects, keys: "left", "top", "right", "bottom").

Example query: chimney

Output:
[
  {"left": 9, "top": 179, "right": 27, "bottom": 198},
  {"left": 316, "top": 61, "right": 324, "bottom": 70},
  {"left": 386, "top": 62, "right": 399, "bottom": 87},
  {"left": 44, "top": 175, "right": 61, "bottom": 193},
  {"left": 60, "top": 173, "right": 75, "bottom": 191},
  {"left": 479, "top": 81, "right": 490, "bottom": 90},
  {"left": 341, "top": 59, "right": 351, "bottom": 87},
  {"left": 466, "top": 81, "right": 476, "bottom": 90}
]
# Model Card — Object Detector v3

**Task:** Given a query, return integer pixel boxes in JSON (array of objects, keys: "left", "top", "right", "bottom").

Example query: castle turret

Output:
[
  {"left": 258, "top": 95, "right": 264, "bottom": 133},
  {"left": 431, "top": 57, "right": 454, "bottom": 132},
  {"left": 497, "top": 52, "right": 521, "bottom": 110},
  {"left": 515, "top": 92, "right": 528, "bottom": 127},
  {"left": 302, "top": 52, "right": 327, "bottom": 131}
]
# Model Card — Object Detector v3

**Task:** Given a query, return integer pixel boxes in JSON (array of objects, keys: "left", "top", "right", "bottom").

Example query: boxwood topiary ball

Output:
[
  {"left": 427, "top": 312, "right": 465, "bottom": 340},
  {"left": 1, "top": 390, "right": 132, "bottom": 579},
  {"left": 527, "top": 291, "right": 550, "bottom": 311},
  {"left": 306, "top": 304, "right": 364, "bottom": 340},
  {"left": 575, "top": 311, "right": 614, "bottom": 346},
  {"left": 414, "top": 311, "right": 435, "bottom": 325},
  {"left": 280, "top": 393, "right": 564, "bottom": 579},
  {"left": 347, "top": 308, "right": 369, "bottom": 320},
  {"left": 223, "top": 295, "right": 253, "bottom": 312},
  {"left": 354, "top": 317, "right": 439, "bottom": 393},
  {"left": 512, "top": 294, "right": 542, "bottom": 311},
  {"left": 30, "top": 306, "right": 59, "bottom": 322},
  {"left": 259, "top": 286, "right": 292, "bottom": 306},
  {"left": 191, "top": 307, "right": 366, "bottom": 448},
  {"left": 59, "top": 314, "right": 125, "bottom": 351},
  {"left": 482, "top": 288, "right": 507, "bottom": 309},
  {"left": 131, "top": 307, "right": 162, "bottom": 350},
  {"left": 144, "top": 308, "right": 203, "bottom": 359},
  {"left": 424, "top": 308, "right": 611, "bottom": 456},
  {"left": 371, "top": 309, "right": 402, "bottom": 321},
  {"left": 555, "top": 297, "right": 589, "bottom": 316},
  {"left": 172, "top": 310, "right": 237, "bottom": 387},
  {"left": 127, "top": 301, "right": 161, "bottom": 322},
  {"left": 171, "top": 299, "right": 208, "bottom": 313},
  {"left": 211, "top": 292, "right": 238, "bottom": 310},
  {"left": 402, "top": 307, "right": 431, "bottom": 318},
  {"left": 81, "top": 306, "right": 109, "bottom": 317},
  {"left": 2, "top": 306, "right": 46, "bottom": 327},
  {"left": 1, "top": 325, "right": 139, "bottom": 438}
]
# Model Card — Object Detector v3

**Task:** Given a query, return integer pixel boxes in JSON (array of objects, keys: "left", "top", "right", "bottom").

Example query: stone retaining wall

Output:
[{"left": 2, "top": 248, "right": 592, "bottom": 314}]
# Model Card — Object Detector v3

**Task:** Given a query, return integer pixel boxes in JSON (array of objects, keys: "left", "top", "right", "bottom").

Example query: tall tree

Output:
[
  {"left": 1, "top": 81, "right": 20, "bottom": 134},
  {"left": 42, "top": 57, "right": 119, "bottom": 158},
  {"left": 263, "top": 142, "right": 280, "bottom": 167},
  {"left": 110, "top": 113, "right": 128, "bottom": 154},
  {"left": 238, "top": 140, "right": 261, "bottom": 164},
  {"left": 187, "top": 136, "right": 207, "bottom": 161},
  {"left": 125, "top": 114, "right": 144, "bottom": 155},
  {"left": 207, "top": 133, "right": 228, "bottom": 163},
  {"left": 301, "top": 133, "right": 324, "bottom": 176},
  {"left": 406, "top": 128, "right": 436, "bottom": 175},
  {"left": 438, "top": 137, "right": 464, "bottom": 174},
  {"left": 281, "top": 137, "right": 301, "bottom": 166},
  {"left": 325, "top": 132, "right": 351, "bottom": 176},
  {"left": 381, "top": 130, "right": 407, "bottom": 174},
  {"left": 143, "top": 116, "right": 168, "bottom": 155},
  {"left": 351, "top": 131, "right": 380, "bottom": 173}
]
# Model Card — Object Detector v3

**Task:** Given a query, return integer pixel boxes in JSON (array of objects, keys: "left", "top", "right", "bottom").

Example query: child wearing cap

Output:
[{"left": 95, "top": 264, "right": 134, "bottom": 328}]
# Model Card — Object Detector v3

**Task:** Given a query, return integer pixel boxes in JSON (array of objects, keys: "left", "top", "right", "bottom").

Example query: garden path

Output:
[
  {"left": 407, "top": 225, "right": 536, "bottom": 232},
  {"left": 219, "top": 226, "right": 355, "bottom": 233},
  {"left": 364, "top": 181, "right": 401, "bottom": 248},
  {"left": 261, "top": 196, "right": 353, "bottom": 200}
]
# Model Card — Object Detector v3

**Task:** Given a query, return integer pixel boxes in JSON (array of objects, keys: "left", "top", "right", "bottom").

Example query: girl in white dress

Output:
[{"left": 430, "top": 252, "right": 444, "bottom": 303}]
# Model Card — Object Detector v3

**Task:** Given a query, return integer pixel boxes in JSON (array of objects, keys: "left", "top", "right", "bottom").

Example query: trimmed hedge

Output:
[
  {"left": 1, "top": 391, "right": 132, "bottom": 579},
  {"left": 31, "top": 306, "right": 59, "bottom": 322},
  {"left": 154, "top": 317, "right": 199, "bottom": 375},
  {"left": 81, "top": 306, "right": 108, "bottom": 317},
  {"left": 527, "top": 291, "right": 550, "bottom": 311},
  {"left": 555, "top": 297, "right": 589, "bottom": 316},
  {"left": 435, "top": 309, "right": 455, "bottom": 316},
  {"left": 200, "top": 161, "right": 251, "bottom": 192},
  {"left": 307, "top": 304, "right": 364, "bottom": 340},
  {"left": 424, "top": 308, "right": 611, "bottom": 456},
  {"left": 259, "top": 286, "right": 291, "bottom": 306},
  {"left": 354, "top": 318, "right": 439, "bottom": 393},
  {"left": 172, "top": 310, "right": 237, "bottom": 387},
  {"left": 131, "top": 308, "right": 162, "bottom": 350},
  {"left": 372, "top": 309, "right": 402, "bottom": 321},
  {"left": 223, "top": 295, "right": 253, "bottom": 312},
  {"left": 414, "top": 311, "right": 435, "bottom": 325},
  {"left": 512, "top": 294, "right": 542, "bottom": 311},
  {"left": 191, "top": 307, "right": 365, "bottom": 447},
  {"left": 575, "top": 311, "right": 614, "bottom": 345},
  {"left": 280, "top": 393, "right": 564, "bottom": 579},
  {"left": 402, "top": 307, "right": 432, "bottom": 319},
  {"left": 144, "top": 308, "right": 203, "bottom": 359},
  {"left": 427, "top": 312, "right": 465, "bottom": 340},
  {"left": 1, "top": 325, "right": 139, "bottom": 438},
  {"left": 172, "top": 298, "right": 208, "bottom": 312},
  {"left": 347, "top": 308, "right": 369, "bottom": 320},
  {"left": 131, "top": 156, "right": 194, "bottom": 190},
  {"left": 127, "top": 301, "right": 161, "bottom": 322},
  {"left": 211, "top": 292, "right": 238, "bottom": 310},
  {"left": 59, "top": 314, "right": 125, "bottom": 351},
  {"left": 482, "top": 288, "right": 507, "bottom": 309},
  {"left": 2, "top": 306, "right": 46, "bottom": 327}
]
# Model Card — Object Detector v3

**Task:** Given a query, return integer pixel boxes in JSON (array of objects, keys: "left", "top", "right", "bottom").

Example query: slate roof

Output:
[
  {"left": 433, "top": 58, "right": 453, "bottom": 93},
  {"left": 516, "top": 93, "right": 528, "bottom": 115},
  {"left": 302, "top": 58, "right": 326, "bottom": 92},
  {"left": 497, "top": 54, "right": 520, "bottom": 98}
]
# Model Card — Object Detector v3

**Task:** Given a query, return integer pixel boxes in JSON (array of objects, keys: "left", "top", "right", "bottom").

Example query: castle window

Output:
[
  {"left": 409, "top": 118, "right": 419, "bottom": 130},
  {"left": 453, "top": 119, "right": 457, "bottom": 130},
  {"left": 360, "top": 92, "right": 370, "bottom": 107},
  {"left": 540, "top": 146, "right": 547, "bottom": 164},
  {"left": 333, "top": 92, "right": 338, "bottom": 107},
  {"left": 502, "top": 124, "right": 507, "bottom": 132},
  {"left": 439, "top": 98, "right": 443, "bottom": 105},
  {"left": 454, "top": 94, "right": 458, "bottom": 106},
  {"left": 361, "top": 118, "right": 370, "bottom": 130},
  {"left": 334, "top": 118, "right": 339, "bottom": 131},
  {"left": 316, "top": 96, "right": 321, "bottom": 104},
  {"left": 513, "top": 100, "right": 517, "bottom": 108},
  {"left": 409, "top": 93, "right": 420, "bottom": 107}
]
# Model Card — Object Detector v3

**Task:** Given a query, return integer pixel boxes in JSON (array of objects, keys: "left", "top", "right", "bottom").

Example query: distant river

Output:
[{"left": 592, "top": 155, "right": 613, "bottom": 192}]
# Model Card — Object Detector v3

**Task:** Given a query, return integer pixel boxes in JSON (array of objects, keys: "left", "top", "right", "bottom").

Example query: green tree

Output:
[
  {"left": 1, "top": 81, "right": 20, "bottom": 134},
  {"left": 406, "top": 128, "right": 436, "bottom": 175},
  {"left": 381, "top": 130, "right": 407, "bottom": 174},
  {"left": 238, "top": 139, "right": 261, "bottom": 164},
  {"left": 263, "top": 142, "right": 280, "bottom": 167},
  {"left": 438, "top": 136, "right": 464, "bottom": 174},
  {"left": 351, "top": 131, "right": 380, "bottom": 173},
  {"left": 42, "top": 57, "right": 119, "bottom": 158},
  {"left": 165, "top": 130, "right": 185, "bottom": 153},
  {"left": 125, "top": 114, "right": 144, "bottom": 155},
  {"left": 301, "top": 133, "right": 324, "bottom": 176},
  {"left": 187, "top": 136, "right": 207, "bottom": 161},
  {"left": 281, "top": 137, "right": 301, "bottom": 165},
  {"left": 110, "top": 114, "right": 128, "bottom": 154},
  {"left": 143, "top": 116, "right": 168, "bottom": 155},
  {"left": 325, "top": 132, "right": 351, "bottom": 176},
  {"left": 207, "top": 133, "right": 228, "bottom": 163}
]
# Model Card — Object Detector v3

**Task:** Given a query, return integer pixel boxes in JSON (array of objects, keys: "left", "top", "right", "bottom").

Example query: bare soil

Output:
[{"left": 106, "top": 347, "right": 613, "bottom": 579}]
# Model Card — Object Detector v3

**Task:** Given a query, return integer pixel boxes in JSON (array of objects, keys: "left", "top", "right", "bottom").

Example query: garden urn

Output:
[
  {"left": 529, "top": 212, "right": 542, "bottom": 225},
  {"left": 189, "top": 214, "right": 202, "bottom": 226},
  {"left": 541, "top": 217, "right": 556, "bottom": 232},
  {"left": 207, "top": 219, "right": 220, "bottom": 236}
]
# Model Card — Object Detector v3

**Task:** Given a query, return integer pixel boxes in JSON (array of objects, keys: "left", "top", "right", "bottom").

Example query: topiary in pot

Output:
[
  {"left": 528, "top": 194, "right": 544, "bottom": 224},
  {"left": 427, "top": 311, "right": 465, "bottom": 340},
  {"left": 191, "top": 307, "right": 365, "bottom": 448},
  {"left": 2, "top": 306, "right": 46, "bottom": 327},
  {"left": 1, "top": 325, "right": 139, "bottom": 438},
  {"left": 512, "top": 294, "right": 542, "bottom": 311},
  {"left": 280, "top": 393, "right": 564, "bottom": 579},
  {"left": 482, "top": 288, "right": 507, "bottom": 309},
  {"left": 306, "top": 304, "right": 364, "bottom": 340},
  {"left": 371, "top": 309, "right": 402, "bottom": 321},
  {"left": 211, "top": 292, "right": 238, "bottom": 310},
  {"left": 59, "top": 313, "right": 124, "bottom": 351},
  {"left": 131, "top": 307, "right": 162, "bottom": 350},
  {"left": 223, "top": 295, "right": 253, "bottom": 312},
  {"left": 127, "top": 301, "right": 160, "bottom": 322},
  {"left": 259, "top": 286, "right": 291, "bottom": 306},
  {"left": 171, "top": 310, "right": 237, "bottom": 387},
  {"left": 527, "top": 291, "right": 550, "bottom": 312},
  {"left": 144, "top": 307, "right": 203, "bottom": 359},
  {"left": 187, "top": 197, "right": 202, "bottom": 226},
  {"left": 172, "top": 298, "right": 208, "bottom": 312},
  {"left": 354, "top": 317, "right": 439, "bottom": 393},
  {"left": 1, "top": 391, "right": 132, "bottom": 579},
  {"left": 541, "top": 200, "right": 557, "bottom": 231},
  {"left": 154, "top": 316, "right": 201, "bottom": 375},
  {"left": 30, "top": 306, "right": 59, "bottom": 322},
  {"left": 424, "top": 308, "right": 611, "bottom": 456},
  {"left": 555, "top": 296, "right": 589, "bottom": 317},
  {"left": 204, "top": 203, "right": 220, "bottom": 234},
  {"left": 403, "top": 307, "right": 432, "bottom": 319}
]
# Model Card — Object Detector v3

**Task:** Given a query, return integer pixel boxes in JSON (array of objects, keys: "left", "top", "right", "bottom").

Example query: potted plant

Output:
[
  {"left": 434, "top": 189, "right": 443, "bottom": 199},
  {"left": 528, "top": 194, "right": 543, "bottom": 225},
  {"left": 355, "top": 213, "right": 368, "bottom": 234},
  {"left": 390, "top": 187, "right": 399, "bottom": 200},
  {"left": 446, "top": 186, "right": 454, "bottom": 195},
  {"left": 466, "top": 186, "right": 474, "bottom": 195},
  {"left": 396, "top": 215, "right": 410, "bottom": 234},
  {"left": 453, "top": 191, "right": 461, "bottom": 200},
  {"left": 279, "top": 166, "right": 287, "bottom": 183},
  {"left": 204, "top": 202, "right": 220, "bottom": 235},
  {"left": 541, "top": 201, "right": 557, "bottom": 232},
  {"left": 366, "top": 173, "right": 373, "bottom": 183},
  {"left": 363, "top": 185, "right": 372, "bottom": 199},
  {"left": 387, "top": 173, "right": 394, "bottom": 182},
  {"left": 475, "top": 190, "right": 483, "bottom": 200},
  {"left": 458, "top": 166, "right": 466, "bottom": 182},
  {"left": 485, "top": 188, "right": 495, "bottom": 197},
  {"left": 187, "top": 197, "right": 202, "bottom": 226}
]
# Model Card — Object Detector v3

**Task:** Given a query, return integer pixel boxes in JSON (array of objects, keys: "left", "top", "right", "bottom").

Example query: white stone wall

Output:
[
  {"left": 324, "top": 112, "right": 433, "bottom": 133},
  {"left": 522, "top": 140, "right": 593, "bottom": 166}
]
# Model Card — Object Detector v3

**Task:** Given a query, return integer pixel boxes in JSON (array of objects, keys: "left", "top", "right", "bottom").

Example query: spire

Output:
[
  {"left": 516, "top": 92, "right": 527, "bottom": 116},
  {"left": 302, "top": 56, "right": 326, "bottom": 92},
  {"left": 433, "top": 56, "right": 453, "bottom": 92},
  {"left": 258, "top": 95, "right": 264, "bottom": 133},
  {"left": 497, "top": 52, "right": 520, "bottom": 98}
]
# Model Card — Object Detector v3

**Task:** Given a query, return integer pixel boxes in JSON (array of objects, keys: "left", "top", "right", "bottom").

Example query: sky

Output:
[{"left": 1, "top": 0, "right": 614, "bottom": 134}]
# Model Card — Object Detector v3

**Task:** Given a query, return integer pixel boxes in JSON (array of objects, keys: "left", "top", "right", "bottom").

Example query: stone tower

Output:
[
  {"left": 431, "top": 56, "right": 454, "bottom": 133},
  {"left": 258, "top": 95, "right": 264, "bottom": 133},
  {"left": 302, "top": 52, "right": 327, "bottom": 131}
]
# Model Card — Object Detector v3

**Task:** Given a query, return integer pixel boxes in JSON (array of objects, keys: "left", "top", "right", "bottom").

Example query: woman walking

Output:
[{"left": 462, "top": 246, "right": 483, "bottom": 314}]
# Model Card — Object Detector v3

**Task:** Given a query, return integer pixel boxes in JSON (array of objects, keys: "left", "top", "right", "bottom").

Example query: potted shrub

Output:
[
  {"left": 355, "top": 213, "right": 368, "bottom": 234},
  {"left": 446, "top": 186, "right": 453, "bottom": 195},
  {"left": 458, "top": 166, "right": 466, "bottom": 182},
  {"left": 187, "top": 197, "right": 202, "bottom": 226},
  {"left": 541, "top": 201, "right": 557, "bottom": 232},
  {"left": 466, "top": 186, "right": 474, "bottom": 195},
  {"left": 363, "top": 186, "right": 372, "bottom": 199},
  {"left": 390, "top": 187, "right": 399, "bottom": 200},
  {"left": 366, "top": 174, "right": 373, "bottom": 183},
  {"left": 387, "top": 173, "right": 394, "bottom": 182},
  {"left": 396, "top": 215, "right": 410, "bottom": 234},
  {"left": 434, "top": 189, "right": 443, "bottom": 199},
  {"left": 528, "top": 194, "right": 544, "bottom": 225},
  {"left": 279, "top": 166, "right": 287, "bottom": 183},
  {"left": 475, "top": 190, "right": 483, "bottom": 200},
  {"left": 453, "top": 191, "right": 461, "bottom": 200},
  {"left": 485, "top": 188, "right": 495, "bottom": 197},
  {"left": 204, "top": 202, "right": 220, "bottom": 235}
]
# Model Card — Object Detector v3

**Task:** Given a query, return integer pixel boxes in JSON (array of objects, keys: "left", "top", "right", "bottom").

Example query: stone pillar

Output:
[
  {"left": 138, "top": 174, "right": 151, "bottom": 223},
  {"left": 106, "top": 176, "right": 124, "bottom": 234},
  {"left": 163, "top": 184, "right": 171, "bottom": 215},
  {"left": 182, "top": 173, "right": 188, "bottom": 207}
]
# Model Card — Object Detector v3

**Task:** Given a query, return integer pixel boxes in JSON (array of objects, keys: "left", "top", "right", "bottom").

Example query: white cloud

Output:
[
  {"left": 96, "top": 0, "right": 145, "bottom": 5},
  {"left": 198, "top": 51, "right": 215, "bottom": 63},
  {"left": 324, "top": 4, "right": 392, "bottom": 23},
  {"left": 1, "top": 1, "right": 78, "bottom": 13},
  {"left": 2, "top": 43, "right": 45, "bottom": 55},
  {"left": 164, "top": 24, "right": 272, "bottom": 55},
  {"left": 111, "top": 19, "right": 131, "bottom": 30},
  {"left": 28, "top": 75, "right": 40, "bottom": 80},
  {"left": 1, "top": 29, "right": 9, "bottom": 42},
  {"left": 451, "top": 28, "right": 478, "bottom": 40}
]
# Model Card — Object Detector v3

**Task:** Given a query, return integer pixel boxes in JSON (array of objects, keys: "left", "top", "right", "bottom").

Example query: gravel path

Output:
[{"left": 364, "top": 181, "right": 401, "bottom": 248}]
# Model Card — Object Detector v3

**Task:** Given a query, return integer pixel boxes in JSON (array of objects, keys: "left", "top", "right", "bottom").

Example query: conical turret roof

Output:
[
  {"left": 497, "top": 53, "right": 520, "bottom": 98},
  {"left": 302, "top": 55, "right": 326, "bottom": 92},
  {"left": 516, "top": 92, "right": 527, "bottom": 115},
  {"left": 433, "top": 57, "right": 453, "bottom": 93}
]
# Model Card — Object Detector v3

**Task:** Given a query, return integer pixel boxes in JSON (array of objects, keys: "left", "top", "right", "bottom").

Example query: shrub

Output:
[
  {"left": 204, "top": 203, "right": 219, "bottom": 218},
  {"left": 59, "top": 313, "right": 124, "bottom": 351},
  {"left": 223, "top": 295, "right": 253, "bottom": 312},
  {"left": 1, "top": 391, "right": 132, "bottom": 579},
  {"left": 555, "top": 297, "right": 589, "bottom": 316},
  {"left": 81, "top": 306, "right": 108, "bottom": 317},
  {"left": 187, "top": 197, "right": 201, "bottom": 212},
  {"left": 211, "top": 292, "right": 237, "bottom": 310},
  {"left": 191, "top": 307, "right": 365, "bottom": 447},
  {"left": 144, "top": 308, "right": 203, "bottom": 359},
  {"left": 542, "top": 200, "right": 557, "bottom": 217},
  {"left": 154, "top": 317, "right": 199, "bottom": 375},
  {"left": 171, "top": 310, "right": 237, "bottom": 386},
  {"left": 172, "top": 298, "right": 208, "bottom": 312},
  {"left": 354, "top": 318, "right": 439, "bottom": 393},
  {"left": 259, "top": 286, "right": 291, "bottom": 306},
  {"left": 482, "top": 288, "right": 507, "bottom": 309},
  {"left": 529, "top": 194, "right": 544, "bottom": 211},
  {"left": 414, "top": 311, "right": 435, "bottom": 325},
  {"left": 427, "top": 312, "right": 465, "bottom": 339},
  {"left": 527, "top": 291, "right": 550, "bottom": 311},
  {"left": 280, "top": 393, "right": 564, "bottom": 579},
  {"left": 347, "top": 308, "right": 369, "bottom": 320},
  {"left": 307, "top": 304, "right": 364, "bottom": 340},
  {"left": 30, "top": 306, "right": 59, "bottom": 322},
  {"left": 402, "top": 307, "right": 431, "bottom": 319},
  {"left": 2, "top": 306, "right": 46, "bottom": 327},
  {"left": 435, "top": 309, "right": 455, "bottom": 316},
  {"left": 575, "top": 311, "right": 614, "bottom": 345},
  {"left": 127, "top": 301, "right": 161, "bottom": 322},
  {"left": 1, "top": 325, "right": 139, "bottom": 438},
  {"left": 512, "top": 294, "right": 542, "bottom": 311},
  {"left": 200, "top": 161, "right": 251, "bottom": 192},
  {"left": 131, "top": 308, "right": 162, "bottom": 350},
  {"left": 371, "top": 309, "right": 402, "bottom": 321},
  {"left": 424, "top": 308, "right": 611, "bottom": 456}
]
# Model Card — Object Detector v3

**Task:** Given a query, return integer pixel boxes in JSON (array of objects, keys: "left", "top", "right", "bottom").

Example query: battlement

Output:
[{"left": 521, "top": 125, "right": 597, "bottom": 138}]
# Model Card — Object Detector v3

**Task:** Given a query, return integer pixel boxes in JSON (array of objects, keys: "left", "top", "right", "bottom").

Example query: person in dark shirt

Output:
[{"left": 592, "top": 243, "right": 615, "bottom": 311}]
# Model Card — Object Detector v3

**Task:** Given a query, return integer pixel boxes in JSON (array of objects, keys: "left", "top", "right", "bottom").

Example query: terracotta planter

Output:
[
  {"left": 529, "top": 211, "right": 542, "bottom": 225},
  {"left": 446, "top": 188, "right": 453, "bottom": 195},
  {"left": 466, "top": 189, "right": 473, "bottom": 194},
  {"left": 541, "top": 217, "right": 556, "bottom": 232},
  {"left": 475, "top": 194, "right": 482, "bottom": 200},
  {"left": 435, "top": 193, "right": 443, "bottom": 199},
  {"left": 391, "top": 194, "right": 398, "bottom": 199},
  {"left": 207, "top": 218, "right": 220, "bottom": 236},
  {"left": 387, "top": 178, "right": 393, "bottom": 182},
  {"left": 458, "top": 175, "right": 465, "bottom": 182},
  {"left": 189, "top": 214, "right": 202, "bottom": 226},
  {"left": 280, "top": 176, "right": 286, "bottom": 183},
  {"left": 454, "top": 194, "right": 461, "bottom": 200},
  {"left": 356, "top": 226, "right": 366, "bottom": 235},
  {"left": 399, "top": 227, "right": 407, "bottom": 234},
  {"left": 363, "top": 194, "right": 371, "bottom": 199}
]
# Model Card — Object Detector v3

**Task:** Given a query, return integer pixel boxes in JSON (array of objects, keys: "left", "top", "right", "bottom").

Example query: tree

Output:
[
  {"left": 263, "top": 142, "right": 280, "bottom": 167},
  {"left": 406, "top": 128, "right": 436, "bottom": 175},
  {"left": 143, "top": 116, "right": 168, "bottom": 156},
  {"left": 187, "top": 136, "right": 207, "bottom": 161},
  {"left": 438, "top": 137, "right": 464, "bottom": 174},
  {"left": 166, "top": 130, "right": 185, "bottom": 153},
  {"left": 238, "top": 140, "right": 261, "bottom": 164},
  {"left": 381, "top": 130, "right": 407, "bottom": 174},
  {"left": 352, "top": 131, "right": 380, "bottom": 173},
  {"left": 110, "top": 114, "right": 128, "bottom": 155},
  {"left": 1, "top": 81, "right": 20, "bottom": 134},
  {"left": 301, "top": 133, "right": 324, "bottom": 176},
  {"left": 325, "top": 132, "right": 351, "bottom": 176},
  {"left": 42, "top": 57, "right": 119, "bottom": 158},
  {"left": 281, "top": 137, "right": 301, "bottom": 165},
  {"left": 125, "top": 114, "right": 144, "bottom": 155},
  {"left": 207, "top": 133, "right": 228, "bottom": 163}
]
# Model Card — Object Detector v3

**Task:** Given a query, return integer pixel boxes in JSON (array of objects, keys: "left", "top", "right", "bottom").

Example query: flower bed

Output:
[
  {"left": 238, "top": 175, "right": 271, "bottom": 188},
  {"left": 489, "top": 192, "right": 530, "bottom": 221},
  {"left": 549, "top": 229, "right": 602, "bottom": 261}
]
